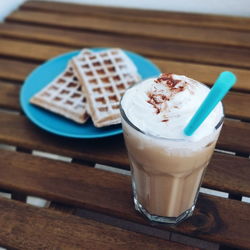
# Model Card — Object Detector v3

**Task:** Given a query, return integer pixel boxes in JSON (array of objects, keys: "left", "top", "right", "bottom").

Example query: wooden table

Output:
[{"left": 0, "top": 1, "right": 249, "bottom": 249}]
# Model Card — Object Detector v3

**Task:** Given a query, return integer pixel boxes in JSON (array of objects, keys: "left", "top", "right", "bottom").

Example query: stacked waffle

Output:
[{"left": 30, "top": 48, "right": 141, "bottom": 127}]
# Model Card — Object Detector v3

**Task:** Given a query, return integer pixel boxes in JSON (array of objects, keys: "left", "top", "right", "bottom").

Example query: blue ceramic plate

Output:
[{"left": 20, "top": 48, "right": 161, "bottom": 138}]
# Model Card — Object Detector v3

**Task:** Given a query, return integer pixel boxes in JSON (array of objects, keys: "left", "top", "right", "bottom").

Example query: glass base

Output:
[{"left": 133, "top": 195, "right": 195, "bottom": 224}]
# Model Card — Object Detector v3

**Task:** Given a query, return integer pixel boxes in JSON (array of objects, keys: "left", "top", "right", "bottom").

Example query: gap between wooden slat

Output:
[
  {"left": 26, "top": 196, "right": 50, "bottom": 207},
  {"left": 0, "top": 189, "right": 49, "bottom": 208},
  {"left": 0, "top": 143, "right": 16, "bottom": 151},
  {"left": 0, "top": 108, "right": 20, "bottom": 115},
  {"left": 170, "top": 233, "right": 219, "bottom": 250},
  {"left": 76, "top": 207, "right": 171, "bottom": 241},
  {"left": 242, "top": 197, "right": 250, "bottom": 203},
  {"left": 214, "top": 149, "right": 235, "bottom": 156},
  {"left": 32, "top": 150, "right": 72, "bottom": 162},
  {"left": 200, "top": 188, "right": 228, "bottom": 199},
  {"left": 0, "top": 192, "right": 11, "bottom": 199},
  {"left": 95, "top": 163, "right": 131, "bottom": 176}
]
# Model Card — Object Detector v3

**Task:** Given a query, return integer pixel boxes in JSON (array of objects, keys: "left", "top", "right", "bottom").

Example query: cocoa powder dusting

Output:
[
  {"left": 154, "top": 73, "right": 187, "bottom": 93},
  {"left": 148, "top": 73, "right": 187, "bottom": 121},
  {"left": 147, "top": 93, "right": 169, "bottom": 114}
]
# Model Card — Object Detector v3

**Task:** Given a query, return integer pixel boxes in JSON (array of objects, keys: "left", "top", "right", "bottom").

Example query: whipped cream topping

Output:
[{"left": 121, "top": 73, "right": 223, "bottom": 141}]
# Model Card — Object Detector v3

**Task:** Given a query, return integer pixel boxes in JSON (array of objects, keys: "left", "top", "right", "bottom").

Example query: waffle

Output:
[
  {"left": 71, "top": 48, "right": 141, "bottom": 127},
  {"left": 30, "top": 63, "right": 89, "bottom": 124}
]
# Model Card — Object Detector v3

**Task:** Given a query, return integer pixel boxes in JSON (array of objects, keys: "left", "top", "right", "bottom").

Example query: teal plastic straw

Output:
[{"left": 184, "top": 71, "right": 236, "bottom": 136}]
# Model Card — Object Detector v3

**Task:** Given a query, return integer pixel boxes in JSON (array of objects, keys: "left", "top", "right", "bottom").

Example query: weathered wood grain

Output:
[
  {"left": 219, "top": 119, "right": 250, "bottom": 154},
  {"left": 223, "top": 92, "right": 250, "bottom": 121},
  {"left": 0, "top": 150, "right": 249, "bottom": 248},
  {"left": 0, "top": 58, "right": 36, "bottom": 82},
  {"left": 0, "top": 81, "right": 20, "bottom": 110},
  {"left": 0, "top": 112, "right": 249, "bottom": 165},
  {"left": 20, "top": 0, "right": 250, "bottom": 32},
  {"left": 5, "top": 9, "right": 250, "bottom": 49},
  {"left": 2, "top": 21, "right": 250, "bottom": 69},
  {"left": 0, "top": 38, "right": 69, "bottom": 62},
  {"left": 0, "top": 197, "right": 190, "bottom": 250},
  {"left": 0, "top": 30, "right": 250, "bottom": 91},
  {"left": 0, "top": 113, "right": 249, "bottom": 196},
  {"left": 203, "top": 152, "right": 250, "bottom": 196},
  {"left": 0, "top": 1, "right": 249, "bottom": 249},
  {"left": 0, "top": 22, "right": 250, "bottom": 90},
  {"left": 0, "top": 79, "right": 249, "bottom": 121}
]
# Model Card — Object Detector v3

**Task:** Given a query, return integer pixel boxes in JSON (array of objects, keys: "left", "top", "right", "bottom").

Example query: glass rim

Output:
[{"left": 120, "top": 77, "right": 224, "bottom": 142}]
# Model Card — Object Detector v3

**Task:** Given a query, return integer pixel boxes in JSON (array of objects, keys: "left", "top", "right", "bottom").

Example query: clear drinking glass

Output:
[{"left": 120, "top": 83, "right": 224, "bottom": 224}]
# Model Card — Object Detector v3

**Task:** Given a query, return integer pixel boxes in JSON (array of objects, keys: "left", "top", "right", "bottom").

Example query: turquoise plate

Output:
[{"left": 20, "top": 48, "right": 161, "bottom": 138}]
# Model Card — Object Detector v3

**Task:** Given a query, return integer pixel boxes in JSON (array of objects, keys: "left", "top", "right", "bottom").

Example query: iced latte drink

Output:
[{"left": 120, "top": 73, "right": 223, "bottom": 224}]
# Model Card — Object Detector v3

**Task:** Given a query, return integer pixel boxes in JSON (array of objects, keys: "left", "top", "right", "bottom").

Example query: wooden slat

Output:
[
  {"left": 21, "top": 0, "right": 250, "bottom": 32},
  {"left": 0, "top": 58, "right": 36, "bottom": 82},
  {"left": 0, "top": 197, "right": 189, "bottom": 250},
  {"left": 153, "top": 59, "right": 250, "bottom": 92},
  {"left": 0, "top": 147, "right": 249, "bottom": 202},
  {"left": 0, "top": 112, "right": 128, "bottom": 168},
  {"left": 1, "top": 78, "right": 249, "bottom": 121},
  {"left": 5, "top": 9, "right": 250, "bottom": 49},
  {"left": 0, "top": 112, "right": 250, "bottom": 164},
  {"left": 0, "top": 110, "right": 249, "bottom": 162},
  {"left": 223, "top": 92, "right": 250, "bottom": 121},
  {"left": 219, "top": 119, "right": 250, "bottom": 154},
  {"left": 3, "top": 18, "right": 250, "bottom": 70},
  {"left": 0, "top": 112, "right": 249, "bottom": 196},
  {"left": 203, "top": 153, "right": 250, "bottom": 196},
  {"left": 0, "top": 38, "right": 69, "bottom": 62},
  {"left": 0, "top": 81, "right": 20, "bottom": 110},
  {"left": 0, "top": 32, "right": 250, "bottom": 92},
  {"left": 0, "top": 150, "right": 249, "bottom": 249}
]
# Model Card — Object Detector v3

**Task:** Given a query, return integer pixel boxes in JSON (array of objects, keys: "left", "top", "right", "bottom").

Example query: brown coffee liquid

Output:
[{"left": 123, "top": 123, "right": 218, "bottom": 218}]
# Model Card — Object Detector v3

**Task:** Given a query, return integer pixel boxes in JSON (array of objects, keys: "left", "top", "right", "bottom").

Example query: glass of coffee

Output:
[{"left": 120, "top": 73, "right": 224, "bottom": 224}]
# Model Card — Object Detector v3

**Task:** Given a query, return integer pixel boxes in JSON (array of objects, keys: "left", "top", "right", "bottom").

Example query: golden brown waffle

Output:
[
  {"left": 30, "top": 64, "right": 89, "bottom": 124},
  {"left": 71, "top": 48, "right": 141, "bottom": 127}
]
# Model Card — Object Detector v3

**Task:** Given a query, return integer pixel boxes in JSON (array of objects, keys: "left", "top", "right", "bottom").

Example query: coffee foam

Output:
[{"left": 121, "top": 74, "right": 223, "bottom": 144}]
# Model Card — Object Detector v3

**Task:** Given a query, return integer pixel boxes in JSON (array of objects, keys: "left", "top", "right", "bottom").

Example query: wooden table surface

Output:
[{"left": 0, "top": 1, "right": 249, "bottom": 249}]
